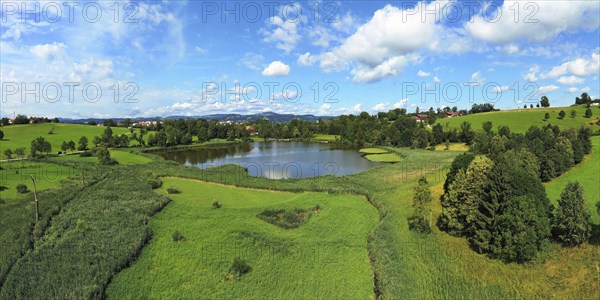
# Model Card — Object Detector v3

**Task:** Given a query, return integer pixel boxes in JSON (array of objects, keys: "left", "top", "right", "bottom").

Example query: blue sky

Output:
[{"left": 1, "top": 0, "right": 599, "bottom": 118}]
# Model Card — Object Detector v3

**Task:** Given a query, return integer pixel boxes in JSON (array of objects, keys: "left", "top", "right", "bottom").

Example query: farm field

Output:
[
  {"left": 107, "top": 177, "right": 378, "bottom": 299},
  {"left": 0, "top": 123, "right": 137, "bottom": 159},
  {"left": 545, "top": 136, "right": 600, "bottom": 224},
  {"left": 437, "top": 105, "right": 599, "bottom": 133}
]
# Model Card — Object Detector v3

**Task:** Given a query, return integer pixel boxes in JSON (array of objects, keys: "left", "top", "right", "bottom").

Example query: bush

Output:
[
  {"left": 408, "top": 215, "right": 432, "bottom": 234},
  {"left": 167, "top": 187, "right": 181, "bottom": 194},
  {"left": 227, "top": 257, "right": 251, "bottom": 279},
  {"left": 79, "top": 151, "right": 92, "bottom": 157},
  {"left": 172, "top": 230, "right": 185, "bottom": 242},
  {"left": 212, "top": 201, "right": 221, "bottom": 209},
  {"left": 16, "top": 184, "right": 28, "bottom": 194},
  {"left": 76, "top": 219, "right": 89, "bottom": 231},
  {"left": 257, "top": 208, "right": 310, "bottom": 229},
  {"left": 147, "top": 177, "right": 162, "bottom": 189}
]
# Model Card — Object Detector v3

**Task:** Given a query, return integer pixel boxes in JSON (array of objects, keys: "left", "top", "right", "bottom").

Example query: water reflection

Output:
[{"left": 159, "top": 141, "right": 385, "bottom": 179}]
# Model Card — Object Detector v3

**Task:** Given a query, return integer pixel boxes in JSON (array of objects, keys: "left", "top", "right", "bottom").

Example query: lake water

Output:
[{"left": 159, "top": 141, "right": 386, "bottom": 179}]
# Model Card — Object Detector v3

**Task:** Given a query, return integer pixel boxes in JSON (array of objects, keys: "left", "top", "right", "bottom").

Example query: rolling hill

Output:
[{"left": 436, "top": 105, "right": 599, "bottom": 133}]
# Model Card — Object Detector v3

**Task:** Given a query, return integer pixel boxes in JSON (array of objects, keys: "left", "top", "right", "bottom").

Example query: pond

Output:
[{"left": 158, "top": 141, "right": 386, "bottom": 179}]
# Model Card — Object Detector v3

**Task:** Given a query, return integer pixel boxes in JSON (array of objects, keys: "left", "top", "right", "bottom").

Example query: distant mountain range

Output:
[{"left": 59, "top": 112, "right": 335, "bottom": 124}]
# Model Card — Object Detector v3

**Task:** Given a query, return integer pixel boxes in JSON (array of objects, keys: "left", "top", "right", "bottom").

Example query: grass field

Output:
[
  {"left": 0, "top": 123, "right": 137, "bottom": 159},
  {"left": 0, "top": 161, "right": 80, "bottom": 200},
  {"left": 107, "top": 177, "right": 378, "bottom": 299},
  {"left": 434, "top": 143, "right": 470, "bottom": 151},
  {"left": 311, "top": 134, "right": 340, "bottom": 142},
  {"left": 360, "top": 148, "right": 402, "bottom": 162},
  {"left": 545, "top": 136, "right": 600, "bottom": 224},
  {"left": 437, "top": 105, "right": 600, "bottom": 133}
]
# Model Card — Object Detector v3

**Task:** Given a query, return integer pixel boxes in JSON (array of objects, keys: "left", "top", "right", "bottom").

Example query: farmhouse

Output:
[
  {"left": 412, "top": 114, "right": 429, "bottom": 123},
  {"left": 446, "top": 111, "right": 460, "bottom": 118}
]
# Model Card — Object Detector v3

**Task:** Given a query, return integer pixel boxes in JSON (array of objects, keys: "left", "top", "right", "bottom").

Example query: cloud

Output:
[
  {"left": 545, "top": 52, "right": 600, "bottom": 79},
  {"left": 262, "top": 61, "right": 291, "bottom": 77},
  {"left": 261, "top": 9, "right": 303, "bottom": 54},
  {"left": 466, "top": 1, "right": 600, "bottom": 44},
  {"left": 567, "top": 87, "right": 579, "bottom": 93},
  {"left": 242, "top": 52, "right": 264, "bottom": 71},
  {"left": 194, "top": 46, "right": 207, "bottom": 53},
  {"left": 537, "top": 85, "right": 559, "bottom": 94},
  {"left": 557, "top": 75, "right": 584, "bottom": 85},
  {"left": 433, "top": 76, "right": 441, "bottom": 83},
  {"left": 471, "top": 71, "right": 485, "bottom": 84},
  {"left": 523, "top": 65, "right": 539, "bottom": 82},
  {"left": 30, "top": 42, "right": 66, "bottom": 60},
  {"left": 417, "top": 70, "right": 430, "bottom": 77},
  {"left": 309, "top": 1, "right": 469, "bottom": 83},
  {"left": 297, "top": 52, "right": 317, "bottom": 66}
]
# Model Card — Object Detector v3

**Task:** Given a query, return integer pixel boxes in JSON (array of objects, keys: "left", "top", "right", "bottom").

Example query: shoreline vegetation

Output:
[{"left": 0, "top": 104, "right": 599, "bottom": 299}]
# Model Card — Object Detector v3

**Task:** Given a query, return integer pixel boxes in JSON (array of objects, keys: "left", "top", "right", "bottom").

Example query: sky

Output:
[{"left": 0, "top": 0, "right": 599, "bottom": 119}]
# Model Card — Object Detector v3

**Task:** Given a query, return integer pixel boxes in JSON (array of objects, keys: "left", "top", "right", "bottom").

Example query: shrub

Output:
[
  {"left": 147, "top": 177, "right": 162, "bottom": 189},
  {"left": 408, "top": 215, "right": 432, "bottom": 234},
  {"left": 212, "top": 201, "right": 221, "bottom": 209},
  {"left": 76, "top": 219, "right": 89, "bottom": 231},
  {"left": 227, "top": 257, "right": 251, "bottom": 279},
  {"left": 16, "top": 184, "right": 28, "bottom": 194},
  {"left": 79, "top": 151, "right": 92, "bottom": 157},
  {"left": 167, "top": 187, "right": 181, "bottom": 194},
  {"left": 257, "top": 208, "right": 309, "bottom": 229},
  {"left": 172, "top": 230, "right": 185, "bottom": 242}
]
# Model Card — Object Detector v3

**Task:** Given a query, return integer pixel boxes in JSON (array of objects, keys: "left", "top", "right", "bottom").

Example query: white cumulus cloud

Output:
[{"left": 262, "top": 61, "right": 291, "bottom": 77}]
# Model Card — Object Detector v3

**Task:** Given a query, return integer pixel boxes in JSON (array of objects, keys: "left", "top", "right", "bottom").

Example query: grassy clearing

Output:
[
  {"left": 363, "top": 153, "right": 402, "bottom": 163},
  {"left": 312, "top": 134, "right": 340, "bottom": 142},
  {"left": 107, "top": 177, "right": 378, "bottom": 299},
  {"left": 109, "top": 150, "right": 152, "bottom": 165},
  {"left": 359, "top": 148, "right": 390, "bottom": 154},
  {"left": 0, "top": 123, "right": 139, "bottom": 159},
  {"left": 0, "top": 161, "right": 79, "bottom": 200},
  {"left": 545, "top": 136, "right": 600, "bottom": 224},
  {"left": 437, "top": 105, "right": 600, "bottom": 133},
  {"left": 434, "top": 143, "right": 469, "bottom": 151}
]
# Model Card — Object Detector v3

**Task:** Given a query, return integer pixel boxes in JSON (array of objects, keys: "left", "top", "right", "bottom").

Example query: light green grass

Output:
[
  {"left": 545, "top": 136, "right": 600, "bottom": 224},
  {"left": 107, "top": 177, "right": 378, "bottom": 299},
  {"left": 363, "top": 153, "right": 402, "bottom": 163},
  {"left": 312, "top": 134, "right": 340, "bottom": 142},
  {"left": 437, "top": 105, "right": 599, "bottom": 133},
  {"left": 109, "top": 150, "right": 152, "bottom": 165},
  {"left": 0, "top": 161, "right": 78, "bottom": 200},
  {"left": 359, "top": 148, "right": 390, "bottom": 154},
  {"left": 0, "top": 123, "right": 136, "bottom": 159},
  {"left": 434, "top": 143, "right": 469, "bottom": 151}
]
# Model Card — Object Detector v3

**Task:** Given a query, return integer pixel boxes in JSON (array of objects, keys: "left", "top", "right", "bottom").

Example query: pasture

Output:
[
  {"left": 437, "top": 105, "right": 599, "bottom": 133},
  {"left": 107, "top": 177, "right": 378, "bottom": 299}
]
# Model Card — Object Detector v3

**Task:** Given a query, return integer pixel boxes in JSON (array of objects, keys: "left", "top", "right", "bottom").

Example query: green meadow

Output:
[
  {"left": 0, "top": 123, "right": 136, "bottom": 159},
  {"left": 0, "top": 118, "right": 598, "bottom": 299},
  {"left": 437, "top": 105, "right": 599, "bottom": 133},
  {"left": 546, "top": 136, "right": 600, "bottom": 223},
  {"left": 360, "top": 148, "right": 403, "bottom": 162},
  {"left": 107, "top": 178, "right": 378, "bottom": 299}
]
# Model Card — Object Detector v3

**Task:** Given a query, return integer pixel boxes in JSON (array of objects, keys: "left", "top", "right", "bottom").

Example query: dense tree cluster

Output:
[
  {"left": 440, "top": 123, "right": 593, "bottom": 262},
  {"left": 470, "top": 123, "right": 592, "bottom": 182}
]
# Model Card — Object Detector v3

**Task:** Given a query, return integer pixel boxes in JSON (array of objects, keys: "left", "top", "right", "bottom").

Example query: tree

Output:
[
  {"left": 408, "top": 177, "right": 433, "bottom": 234},
  {"left": 30, "top": 137, "right": 52, "bottom": 157},
  {"left": 3, "top": 148, "right": 13, "bottom": 163},
  {"left": 440, "top": 156, "right": 494, "bottom": 236},
  {"left": 78, "top": 136, "right": 88, "bottom": 151},
  {"left": 558, "top": 110, "right": 566, "bottom": 119},
  {"left": 524, "top": 105, "right": 527, "bottom": 109},
  {"left": 443, "top": 152, "right": 475, "bottom": 193},
  {"left": 96, "top": 147, "right": 114, "bottom": 165},
  {"left": 93, "top": 136, "right": 101, "bottom": 147},
  {"left": 102, "top": 127, "right": 113, "bottom": 146},
  {"left": 482, "top": 121, "right": 493, "bottom": 134},
  {"left": 530, "top": 104, "right": 534, "bottom": 108},
  {"left": 15, "top": 147, "right": 25, "bottom": 160},
  {"left": 544, "top": 112, "right": 550, "bottom": 120},
  {"left": 553, "top": 182, "right": 592, "bottom": 246},
  {"left": 67, "top": 140, "right": 75, "bottom": 152},
  {"left": 570, "top": 110, "right": 576, "bottom": 118},
  {"left": 61, "top": 141, "right": 68, "bottom": 153},
  {"left": 536, "top": 103, "right": 540, "bottom": 108},
  {"left": 540, "top": 96, "right": 550, "bottom": 107},
  {"left": 460, "top": 121, "right": 474, "bottom": 144},
  {"left": 14, "top": 114, "right": 29, "bottom": 124},
  {"left": 584, "top": 108, "right": 592, "bottom": 118},
  {"left": 0, "top": 129, "right": 4, "bottom": 140}
]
